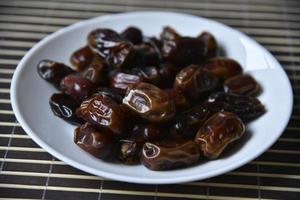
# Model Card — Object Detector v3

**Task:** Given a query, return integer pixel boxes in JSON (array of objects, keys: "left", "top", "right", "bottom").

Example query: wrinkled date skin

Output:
[
  {"left": 198, "top": 31, "right": 217, "bottom": 58},
  {"left": 77, "top": 94, "right": 126, "bottom": 135},
  {"left": 37, "top": 60, "right": 75, "bottom": 88},
  {"left": 70, "top": 46, "right": 95, "bottom": 71},
  {"left": 174, "top": 65, "right": 219, "bottom": 100},
  {"left": 121, "top": 26, "right": 143, "bottom": 45},
  {"left": 205, "top": 92, "right": 265, "bottom": 122},
  {"left": 162, "top": 37, "right": 205, "bottom": 68},
  {"left": 140, "top": 140, "right": 200, "bottom": 170},
  {"left": 224, "top": 74, "right": 260, "bottom": 96},
  {"left": 109, "top": 71, "right": 143, "bottom": 93},
  {"left": 174, "top": 105, "right": 213, "bottom": 139},
  {"left": 201, "top": 57, "right": 242, "bottom": 80},
  {"left": 49, "top": 93, "right": 83, "bottom": 125},
  {"left": 74, "top": 123, "right": 114, "bottom": 159},
  {"left": 96, "top": 87, "right": 124, "bottom": 104},
  {"left": 88, "top": 28, "right": 134, "bottom": 68},
  {"left": 122, "top": 82, "right": 176, "bottom": 122},
  {"left": 195, "top": 112, "right": 245, "bottom": 159},
  {"left": 60, "top": 75, "right": 96, "bottom": 103},
  {"left": 81, "top": 56, "right": 106, "bottom": 85}
]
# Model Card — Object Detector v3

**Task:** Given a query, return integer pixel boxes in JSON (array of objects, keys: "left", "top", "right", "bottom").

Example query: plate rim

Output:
[{"left": 10, "top": 11, "right": 294, "bottom": 184}]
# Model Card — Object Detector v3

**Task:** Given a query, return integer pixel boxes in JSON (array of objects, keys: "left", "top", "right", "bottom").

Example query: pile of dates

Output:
[{"left": 38, "top": 26, "right": 265, "bottom": 170}]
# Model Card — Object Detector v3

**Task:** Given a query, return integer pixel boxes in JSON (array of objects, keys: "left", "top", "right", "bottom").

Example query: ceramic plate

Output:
[{"left": 11, "top": 11, "right": 293, "bottom": 184}]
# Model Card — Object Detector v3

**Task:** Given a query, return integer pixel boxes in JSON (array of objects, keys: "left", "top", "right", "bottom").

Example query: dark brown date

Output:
[
  {"left": 224, "top": 74, "right": 260, "bottom": 96},
  {"left": 132, "top": 66, "right": 161, "bottom": 86},
  {"left": 140, "top": 140, "right": 200, "bottom": 170},
  {"left": 81, "top": 56, "right": 106, "bottom": 85},
  {"left": 198, "top": 31, "right": 217, "bottom": 58},
  {"left": 76, "top": 94, "right": 126, "bottom": 135},
  {"left": 37, "top": 60, "right": 75, "bottom": 88},
  {"left": 195, "top": 112, "right": 245, "bottom": 159},
  {"left": 74, "top": 123, "right": 114, "bottom": 159},
  {"left": 121, "top": 26, "right": 143, "bottom": 45},
  {"left": 122, "top": 82, "right": 175, "bottom": 122},
  {"left": 117, "top": 139, "right": 143, "bottom": 164},
  {"left": 159, "top": 62, "right": 178, "bottom": 88},
  {"left": 131, "top": 123, "right": 163, "bottom": 142},
  {"left": 131, "top": 42, "right": 160, "bottom": 67},
  {"left": 160, "top": 26, "right": 181, "bottom": 42},
  {"left": 117, "top": 123, "right": 163, "bottom": 165},
  {"left": 109, "top": 71, "right": 143, "bottom": 93},
  {"left": 49, "top": 93, "right": 83, "bottom": 125},
  {"left": 70, "top": 46, "right": 95, "bottom": 71},
  {"left": 205, "top": 92, "right": 265, "bottom": 122},
  {"left": 60, "top": 75, "right": 96, "bottom": 103},
  {"left": 165, "top": 88, "right": 190, "bottom": 111},
  {"left": 174, "top": 105, "right": 213, "bottom": 138},
  {"left": 162, "top": 37, "right": 205, "bottom": 68},
  {"left": 174, "top": 65, "right": 219, "bottom": 100},
  {"left": 88, "top": 28, "right": 134, "bottom": 68},
  {"left": 201, "top": 57, "right": 242, "bottom": 80},
  {"left": 96, "top": 87, "right": 124, "bottom": 104}
]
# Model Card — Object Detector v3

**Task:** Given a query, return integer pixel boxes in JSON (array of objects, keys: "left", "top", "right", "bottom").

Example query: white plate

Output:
[{"left": 11, "top": 11, "right": 293, "bottom": 184}]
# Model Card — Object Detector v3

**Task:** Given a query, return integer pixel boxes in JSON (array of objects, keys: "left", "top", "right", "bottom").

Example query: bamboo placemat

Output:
[{"left": 0, "top": 0, "right": 300, "bottom": 199}]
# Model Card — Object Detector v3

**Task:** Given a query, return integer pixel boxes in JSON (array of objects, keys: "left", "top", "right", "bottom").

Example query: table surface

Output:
[{"left": 0, "top": 0, "right": 300, "bottom": 199}]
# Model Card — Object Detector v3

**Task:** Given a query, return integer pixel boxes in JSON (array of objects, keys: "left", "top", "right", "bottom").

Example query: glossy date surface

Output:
[
  {"left": 140, "top": 140, "right": 200, "bottom": 170},
  {"left": 74, "top": 123, "right": 114, "bottom": 159},
  {"left": 38, "top": 60, "right": 75, "bottom": 88},
  {"left": 195, "top": 112, "right": 245, "bottom": 159},
  {"left": 88, "top": 28, "right": 134, "bottom": 68},
  {"left": 76, "top": 94, "right": 126, "bottom": 135},
  {"left": 122, "top": 82, "right": 175, "bottom": 122},
  {"left": 49, "top": 93, "right": 83, "bottom": 125}
]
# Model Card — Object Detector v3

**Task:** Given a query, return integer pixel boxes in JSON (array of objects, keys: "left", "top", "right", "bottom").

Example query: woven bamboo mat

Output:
[{"left": 0, "top": 0, "right": 300, "bottom": 199}]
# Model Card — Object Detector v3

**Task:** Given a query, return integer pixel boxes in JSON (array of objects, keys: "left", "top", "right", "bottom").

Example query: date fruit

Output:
[
  {"left": 121, "top": 26, "right": 143, "bottom": 45},
  {"left": 96, "top": 87, "right": 124, "bottom": 104},
  {"left": 174, "top": 65, "right": 219, "bottom": 100},
  {"left": 165, "top": 88, "right": 190, "bottom": 111},
  {"left": 162, "top": 37, "right": 205, "bottom": 67},
  {"left": 81, "top": 56, "right": 106, "bottom": 85},
  {"left": 174, "top": 105, "right": 213, "bottom": 138},
  {"left": 132, "top": 66, "right": 161, "bottom": 85},
  {"left": 140, "top": 140, "right": 200, "bottom": 170},
  {"left": 205, "top": 92, "right": 265, "bottom": 122},
  {"left": 198, "top": 31, "right": 217, "bottom": 58},
  {"left": 122, "top": 82, "right": 175, "bottom": 122},
  {"left": 38, "top": 60, "right": 75, "bottom": 88},
  {"left": 60, "top": 75, "right": 96, "bottom": 103},
  {"left": 201, "top": 57, "right": 242, "bottom": 80},
  {"left": 224, "top": 74, "right": 260, "bottom": 96},
  {"left": 70, "top": 46, "right": 94, "bottom": 71},
  {"left": 88, "top": 28, "right": 134, "bottom": 68},
  {"left": 76, "top": 94, "right": 126, "bottom": 135},
  {"left": 109, "top": 71, "right": 143, "bottom": 93},
  {"left": 74, "top": 123, "right": 114, "bottom": 159},
  {"left": 160, "top": 26, "right": 181, "bottom": 42},
  {"left": 49, "top": 93, "right": 83, "bottom": 125},
  {"left": 195, "top": 112, "right": 245, "bottom": 159},
  {"left": 117, "top": 139, "right": 143, "bottom": 164}
]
